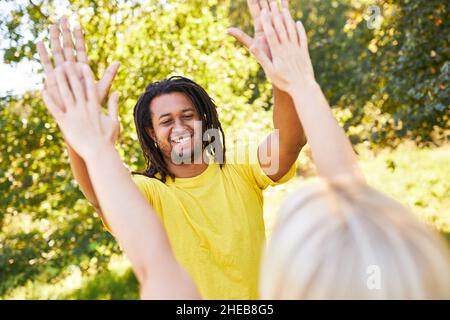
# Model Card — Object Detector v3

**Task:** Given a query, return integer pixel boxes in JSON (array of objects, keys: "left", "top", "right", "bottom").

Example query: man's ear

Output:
[{"left": 145, "top": 127, "right": 156, "bottom": 141}]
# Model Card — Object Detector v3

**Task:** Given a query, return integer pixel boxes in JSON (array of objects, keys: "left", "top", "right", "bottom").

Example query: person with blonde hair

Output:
[
  {"left": 40, "top": 1, "right": 450, "bottom": 299},
  {"left": 260, "top": 177, "right": 450, "bottom": 299},
  {"left": 247, "top": 2, "right": 450, "bottom": 299},
  {"left": 248, "top": 2, "right": 450, "bottom": 299}
]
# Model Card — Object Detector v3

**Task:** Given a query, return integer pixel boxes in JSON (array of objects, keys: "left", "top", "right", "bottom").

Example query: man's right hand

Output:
[{"left": 37, "top": 16, "right": 121, "bottom": 145}]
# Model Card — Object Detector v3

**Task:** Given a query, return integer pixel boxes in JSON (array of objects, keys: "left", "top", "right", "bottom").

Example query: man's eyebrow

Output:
[
  {"left": 158, "top": 107, "right": 195, "bottom": 120},
  {"left": 159, "top": 113, "right": 171, "bottom": 120}
]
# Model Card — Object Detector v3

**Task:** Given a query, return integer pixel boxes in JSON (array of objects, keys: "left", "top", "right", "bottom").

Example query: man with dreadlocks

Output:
[{"left": 37, "top": 0, "right": 306, "bottom": 299}]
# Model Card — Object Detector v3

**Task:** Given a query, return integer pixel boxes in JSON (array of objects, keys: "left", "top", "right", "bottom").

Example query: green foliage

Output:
[
  {"left": 63, "top": 265, "right": 139, "bottom": 300},
  {"left": 0, "top": 0, "right": 269, "bottom": 298},
  {"left": 0, "top": 93, "right": 120, "bottom": 296},
  {"left": 264, "top": 144, "right": 450, "bottom": 236},
  {"left": 368, "top": 0, "right": 449, "bottom": 145}
]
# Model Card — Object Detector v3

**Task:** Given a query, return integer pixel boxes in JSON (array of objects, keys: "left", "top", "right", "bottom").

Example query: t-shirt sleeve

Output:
[
  {"left": 101, "top": 173, "right": 160, "bottom": 233},
  {"left": 131, "top": 174, "right": 159, "bottom": 213},
  {"left": 228, "top": 143, "right": 297, "bottom": 190}
]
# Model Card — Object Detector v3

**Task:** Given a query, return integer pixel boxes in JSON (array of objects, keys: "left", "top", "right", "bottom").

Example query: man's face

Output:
[{"left": 148, "top": 92, "right": 203, "bottom": 163}]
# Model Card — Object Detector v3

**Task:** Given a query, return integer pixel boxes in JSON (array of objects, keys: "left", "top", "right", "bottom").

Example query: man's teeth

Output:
[{"left": 172, "top": 136, "right": 190, "bottom": 144}]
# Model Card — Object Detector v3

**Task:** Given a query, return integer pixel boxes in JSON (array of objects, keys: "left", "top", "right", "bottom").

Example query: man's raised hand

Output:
[
  {"left": 42, "top": 62, "right": 120, "bottom": 160},
  {"left": 37, "top": 16, "right": 120, "bottom": 143},
  {"left": 249, "top": 5, "right": 315, "bottom": 94},
  {"left": 227, "top": 0, "right": 291, "bottom": 60}
]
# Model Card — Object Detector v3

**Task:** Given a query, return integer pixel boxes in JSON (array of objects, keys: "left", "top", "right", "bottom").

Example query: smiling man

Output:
[
  {"left": 147, "top": 92, "right": 204, "bottom": 165},
  {"left": 127, "top": 72, "right": 305, "bottom": 299},
  {"left": 37, "top": 0, "right": 306, "bottom": 299}
]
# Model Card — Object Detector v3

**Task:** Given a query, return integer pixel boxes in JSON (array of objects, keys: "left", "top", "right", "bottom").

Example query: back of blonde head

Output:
[{"left": 260, "top": 178, "right": 450, "bottom": 299}]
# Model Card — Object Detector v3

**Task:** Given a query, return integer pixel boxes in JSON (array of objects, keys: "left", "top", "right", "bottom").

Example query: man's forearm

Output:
[
  {"left": 83, "top": 143, "right": 172, "bottom": 282},
  {"left": 259, "top": 86, "right": 307, "bottom": 181},
  {"left": 66, "top": 143, "right": 101, "bottom": 209},
  {"left": 290, "top": 81, "right": 364, "bottom": 180},
  {"left": 273, "top": 85, "right": 307, "bottom": 153}
]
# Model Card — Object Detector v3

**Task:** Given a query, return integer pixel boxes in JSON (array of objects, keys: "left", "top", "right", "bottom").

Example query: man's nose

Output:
[{"left": 173, "top": 118, "right": 188, "bottom": 132}]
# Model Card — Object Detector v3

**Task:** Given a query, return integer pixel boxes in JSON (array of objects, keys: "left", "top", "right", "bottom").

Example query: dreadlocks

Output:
[{"left": 133, "top": 76, "right": 226, "bottom": 182}]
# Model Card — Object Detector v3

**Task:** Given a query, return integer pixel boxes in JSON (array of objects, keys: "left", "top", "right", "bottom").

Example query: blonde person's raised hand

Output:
[
  {"left": 249, "top": 3, "right": 315, "bottom": 95},
  {"left": 36, "top": 17, "right": 120, "bottom": 142},
  {"left": 42, "top": 62, "right": 120, "bottom": 160}
]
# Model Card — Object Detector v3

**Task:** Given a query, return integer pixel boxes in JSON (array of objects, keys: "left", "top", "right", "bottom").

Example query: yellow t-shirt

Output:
[{"left": 131, "top": 145, "right": 296, "bottom": 299}]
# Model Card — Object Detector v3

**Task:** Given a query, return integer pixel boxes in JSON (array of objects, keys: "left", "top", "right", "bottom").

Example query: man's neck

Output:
[{"left": 166, "top": 158, "right": 209, "bottom": 179}]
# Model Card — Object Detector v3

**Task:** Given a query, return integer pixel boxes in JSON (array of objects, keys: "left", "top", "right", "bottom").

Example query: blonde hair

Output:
[{"left": 260, "top": 177, "right": 450, "bottom": 299}]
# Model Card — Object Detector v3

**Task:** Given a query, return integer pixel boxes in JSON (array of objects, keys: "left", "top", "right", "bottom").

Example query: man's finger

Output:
[
  {"left": 49, "top": 24, "right": 65, "bottom": 65},
  {"left": 97, "top": 61, "right": 120, "bottom": 103},
  {"left": 60, "top": 16, "right": 76, "bottom": 62},
  {"left": 74, "top": 25, "right": 88, "bottom": 63},
  {"left": 37, "top": 41, "right": 54, "bottom": 74},
  {"left": 227, "top": 28, "right": 254, "bottom": 49}
]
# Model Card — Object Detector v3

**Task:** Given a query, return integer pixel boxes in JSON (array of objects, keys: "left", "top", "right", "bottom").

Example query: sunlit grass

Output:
[
  {"left": 264, "top": 144, "right": 450, "bottom": 237},
  {"left": 3, "top": 255, "right": 138, "bottom": 300}
]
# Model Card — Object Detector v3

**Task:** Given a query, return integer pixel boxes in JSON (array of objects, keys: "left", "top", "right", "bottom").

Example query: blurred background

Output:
[{"left": 0, "top": 0, "right": 448, "bottom": 299}]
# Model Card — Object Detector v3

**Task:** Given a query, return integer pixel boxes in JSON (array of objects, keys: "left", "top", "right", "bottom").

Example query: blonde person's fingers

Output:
[
  {"left": 296, "top": 20, "right": 309, "bottom": 51},
  {"left": 250, "top": 45, "right": 273, "bottom": 76},
  {"left": 282, "top": 8, "right": 298, "bottom": 45},
  {"left": 44, "top": 73, "right": 66, "bottom": 112},
  {"left": 247, "top": 0, "right": 263, "bottom": 33},
  {"left": 55, "top": 67, "right": 75, "bottom": 108},
  {"left": 281, "top": 0, "right": 289, "bottom": 9},
  {"left": 65, "top": 63, "right": 86, "bottom": 104},
  {"left": 227, "top": 27, "right": 253, "bottom": 49},
  {"left": 247, "top": 0, "right": 261, "bottom": 18},
  {"left": 82, "top": 64, "right": 100, "bottom": 104},
  {"left": 260, "top": 9, "right": 280, "bottom": 49},
  {"left": 37, "top": 40, "right": 64, "bottom": 110},
  {"left": 259, "top": 0, "right": 270, "bottom": 11},
  {"left": 73, "top": 24, "right": 88, "bottom": 63},
  {"left": 97, "top": 61, "right": 121, "bottom": 103},
  {"left": 49, "top": 24, "right": 65, "bottom": 65},
  {"left": 108, "top": 91, "right": 119, "bottom": 122},
  {"left": 60, "top": 16, "right": 76, "bottom": 62},
  {"left": 36, "top": 41, "right": 54, "bottom": 74},
  {"left": 269, "top": 0, "right": 288, "bottom": 43},
  {"left": 258, "top": 0, "right": 271, "bottom": 37},
  {"left": 42, "top": 89, "right": 64, "bottom": 121},
  {"left": 247, "top": 0, "right": 263, "bottom": 34}
]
